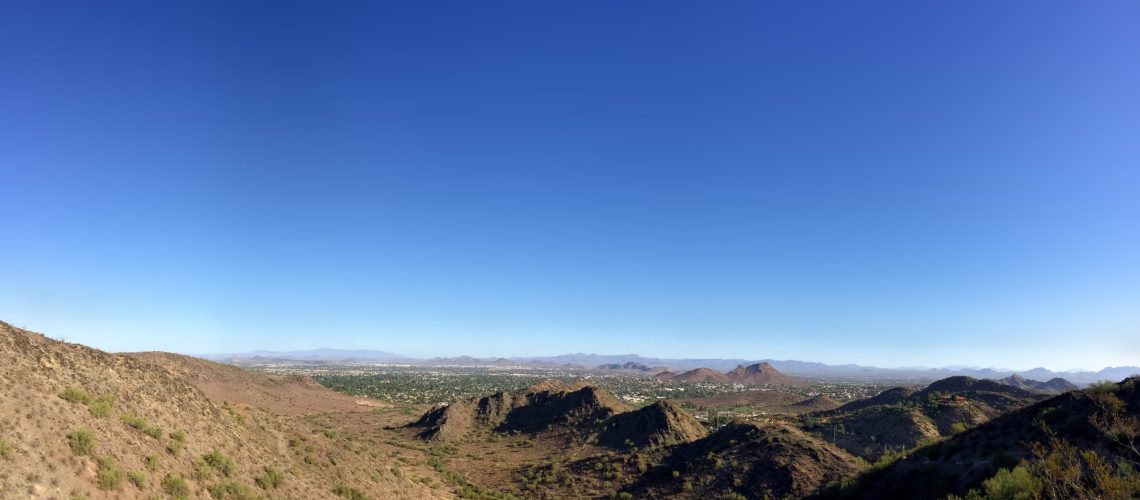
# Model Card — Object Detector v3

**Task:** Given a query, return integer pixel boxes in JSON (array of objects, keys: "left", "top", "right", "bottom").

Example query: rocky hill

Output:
[
  {"left": 995, "top": 373, "right": 1079, "bottom": 394},
  {"left": 807, "top": 376, "right": 1046, "bottom": 461},
  {"left": 826, "top": 377, "right": 1140, "bottom": 499},
  {"left": 725, "top": 362, "right": 808, "bottom": 386},
  {"left": 0, "top": 321, "right": 445, "bottom": 499},
  {"left": 410, "top": 380, "right": 633, "bottom": 442},
  {"left": 626, "top": 422, "right": 865, "bottom": 498},
  {"left": 597, "top": 400, "right": 708, "bottom": 448},
  {"left": 671, "top": 367, "right": 731, "bottom": 384}
]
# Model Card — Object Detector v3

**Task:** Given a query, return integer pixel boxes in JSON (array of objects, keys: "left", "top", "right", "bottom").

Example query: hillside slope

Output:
[
  {"left": 128, "top": 351, "right": 384, "bottom": 416},
  {"left": 0, "top": 321, "right": 446, "bottom": 499}
]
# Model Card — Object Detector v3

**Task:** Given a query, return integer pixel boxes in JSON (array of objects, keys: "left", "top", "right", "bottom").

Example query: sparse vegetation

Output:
[
  {"left": 0, "top": 438, "right": 11, "bottom": 460},
  {"left": 69, "top": 428, "right": 96, "bottom": 456}
]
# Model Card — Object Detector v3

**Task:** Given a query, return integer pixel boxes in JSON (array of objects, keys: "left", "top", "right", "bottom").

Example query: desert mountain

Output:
[
  {"left": 596, "top": 362, "right": 654, "bottom": 371},
  {"left": 725, "top": 362, "right": 808, "bottom": 386},
  {"left": 664, "top": 363, "right": 807, "bottom": 386},
  {"left": 671, "top": 367, "right": 732, "bottom": 384},
  {"left": 0, "top": 321, "right": 446, "bottom": 499},
  {"left": 995, "top": 373, "right": 1079, "bottom": 394}
]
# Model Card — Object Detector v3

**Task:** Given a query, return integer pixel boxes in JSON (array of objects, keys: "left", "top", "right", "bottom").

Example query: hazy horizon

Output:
[{"left": 2, "top": 2, "right": 1138, "bottom": 371}]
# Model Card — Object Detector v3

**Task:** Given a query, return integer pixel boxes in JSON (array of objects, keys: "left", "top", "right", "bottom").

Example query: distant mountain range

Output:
[{"left": 201, "top": 349, "right": 1139, "bottom": 386}]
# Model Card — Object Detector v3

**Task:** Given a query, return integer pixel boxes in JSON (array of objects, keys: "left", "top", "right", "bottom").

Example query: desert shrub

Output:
[
  {"left": 120, "top": 413, "right": 148, "bottom": 430},
  {"left": 120, "top": 413, "right": 163, "bottom": 439},
  {"left": 960, "top": 465, "right": 1041, "bottom": 499},
  {"left": 207, "top": 480, "right": 258, "bottom": 500},
  {"left": 0, "top": 439, "right": 11, "bottom": 460},
  {"left": 203, "top": 449, "right": 236, "bottom": 477},
  {"left": 332, "top": 484, "right": 369, "bottom": 500},
  {"left": 255, "top": 466, "right": 285, "bottom": 489},
  {"left": 69, "top": 429, "right": 96, "bottom": 456},
  {"left": 193, "top": 458, "right": 214, "bottom": 480},
  {"left": 951, "top": 422, "right": 969, "bottom": 435},
  {"left": 1088, "top": 381, "right": 1119, "bottom": 395},
  {"left": 163, "top": 474, "right": 191, "bottom": 499},
  {"left": 167, "top": 430, "right": 187, "bottom": 454},
  {"left": 96, "top": 457, "right": 125, "bottom": 490},
  {"left": 145, "top": 454, "right": 160, "bottom": 470},
  {"left": 89, "top": 395, "right": 115, "bottom": 418},
  {"left": 127, "top": 470, "right": 147, "bottom": 488},
  {"left": 59, "top": 386, "right": 92, "bottom": 404}
]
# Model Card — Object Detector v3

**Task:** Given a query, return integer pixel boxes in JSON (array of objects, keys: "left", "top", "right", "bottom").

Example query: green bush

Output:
[
  {"left": 145, "top": 454, "right": 160, "bottom": 470},
  {"left": 207, "top": 480, "right": 259, "bottom": 500},
  {"left": 59, "top": 386, "right": 92, "bottom": 404},
  {"left": 163, "top": 474, "right": 191, "bottom": 499},
  {"left": 333, "top": 484, "right": 370, "bottom": 500},
  {"left": 69, "top": 429, "right": 96, "bottom": 456},
  {"left": 96, "top": 456, "right": 125, "bottom": 490},
  {"left": 962, "top": 465, "right": 1042, "bottom": 499},
  {"left": 203, "top": 449, "right": 236, "bottom": 477},
  {"left": 0, "top": 439, "right": 11, "bottom": 460},
  {"left": 950, "top": 422, "right": 969, "bottom": 435},
  {"left": 255, "top": 466, "right": 285, "bottom": 489}
]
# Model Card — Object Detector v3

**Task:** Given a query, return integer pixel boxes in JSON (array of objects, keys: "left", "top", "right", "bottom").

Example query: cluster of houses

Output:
[{"left": 938, "top": 393, "right": 968, "bottom": 405}]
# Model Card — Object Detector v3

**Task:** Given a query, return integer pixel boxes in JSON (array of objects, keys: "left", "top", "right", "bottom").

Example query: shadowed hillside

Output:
[
  {"left": 821, "top": 377, "right": 1140, "bottom": 499},
  {"left": 626, "top": 422, "right": 865, "bottom": 499}
]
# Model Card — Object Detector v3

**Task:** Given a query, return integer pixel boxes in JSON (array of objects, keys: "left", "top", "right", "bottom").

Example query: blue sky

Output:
[{"left": 1, "top": 1, "right": 1138, "bottom": 370}]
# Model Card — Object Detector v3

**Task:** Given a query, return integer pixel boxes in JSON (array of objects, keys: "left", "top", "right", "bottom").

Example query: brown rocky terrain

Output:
[{"left": 0, "top": 321, "right": 448, "bottom": 499}]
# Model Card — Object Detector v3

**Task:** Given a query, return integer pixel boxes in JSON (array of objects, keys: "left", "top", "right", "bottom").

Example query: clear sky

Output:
[{"left": 1, "top": 1, "right": 1138, "bottom": 370}]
